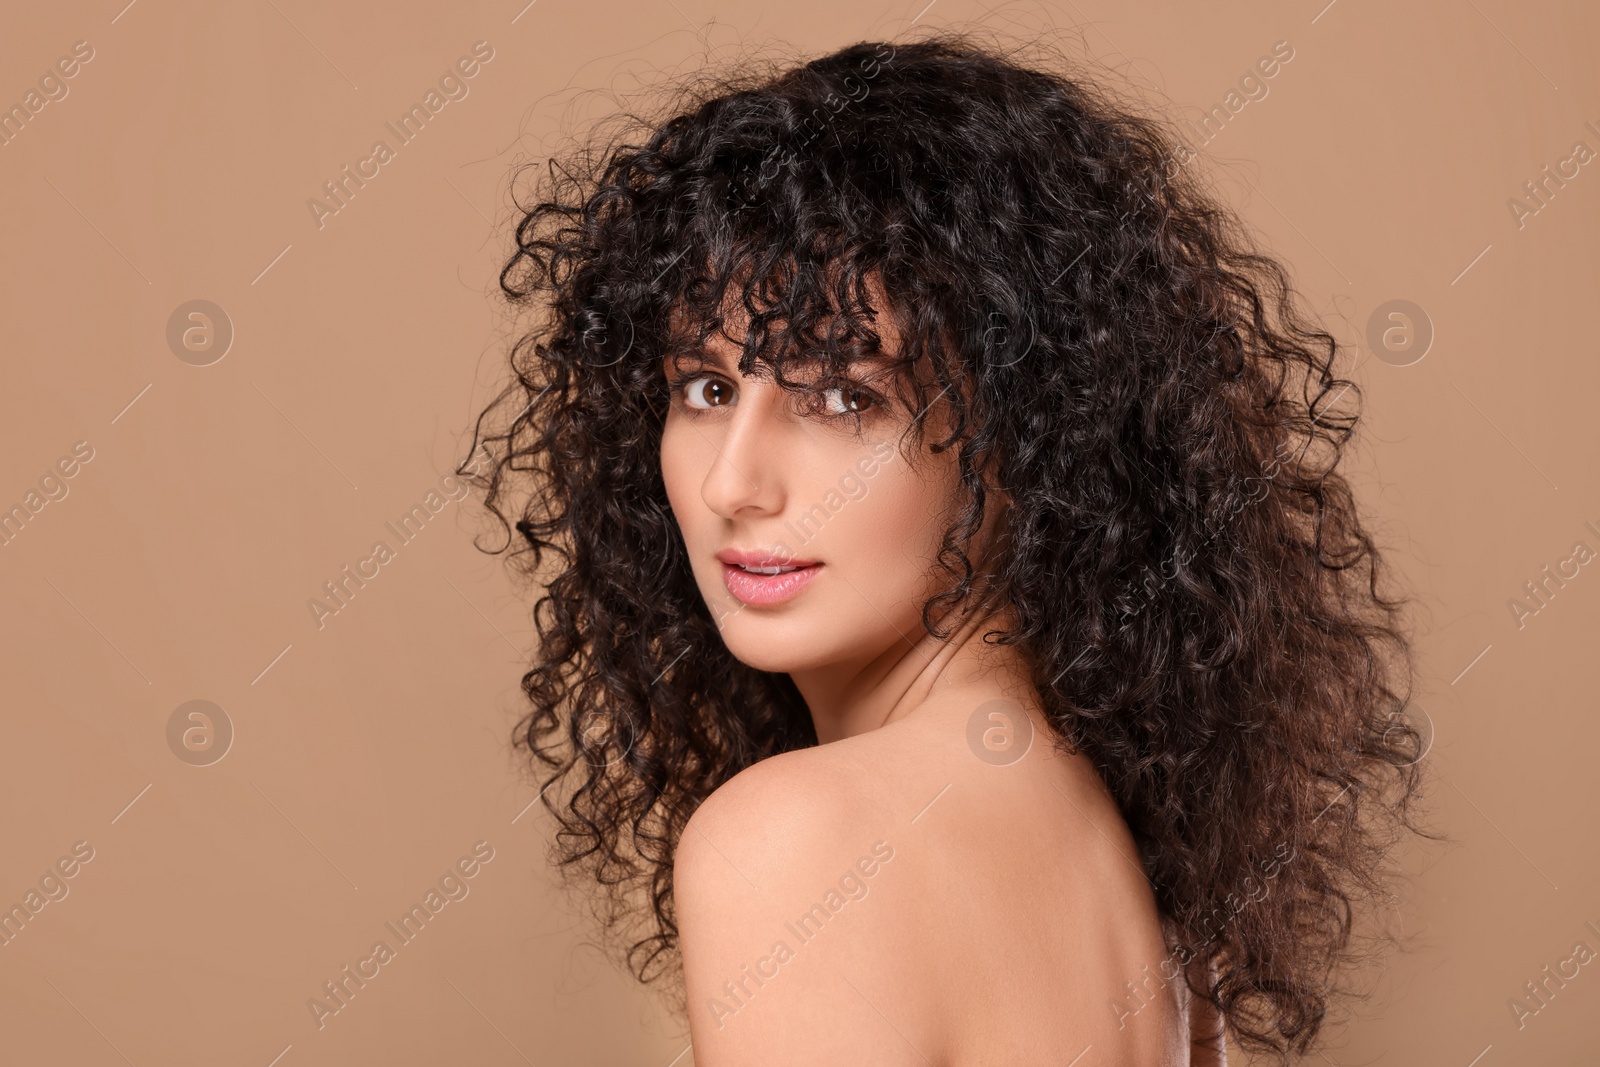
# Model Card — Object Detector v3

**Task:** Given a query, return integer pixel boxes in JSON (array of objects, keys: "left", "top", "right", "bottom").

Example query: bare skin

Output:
[{"left": 661, "top": 303, "right": 1226, "bottom": 1065}]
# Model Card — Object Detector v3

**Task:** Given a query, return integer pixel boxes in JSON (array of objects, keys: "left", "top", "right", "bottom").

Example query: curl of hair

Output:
[{"left": 462, "top": 32, "right": 1427, "bottom": 1060}]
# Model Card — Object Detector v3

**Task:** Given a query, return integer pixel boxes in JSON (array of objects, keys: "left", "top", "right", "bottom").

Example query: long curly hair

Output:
[{"left": 462, "top": 32, "right": 1426, "bottom": 1060}]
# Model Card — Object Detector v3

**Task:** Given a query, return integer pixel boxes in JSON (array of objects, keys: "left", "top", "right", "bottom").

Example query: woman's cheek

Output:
[
  {"left": 856, "top": 466, "right": 949, "bottom": 605},
  {"left": 658, "top": 427, "right": 715, "bottom": 586}
]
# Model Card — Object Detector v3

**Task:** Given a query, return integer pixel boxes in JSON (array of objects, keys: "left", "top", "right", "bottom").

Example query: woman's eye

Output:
[
  {"left": 682, "top": 375, "right": 736, "bottom": 409},
  {"left": 821, "top": 384, "right": 876, "bottom": 416}
]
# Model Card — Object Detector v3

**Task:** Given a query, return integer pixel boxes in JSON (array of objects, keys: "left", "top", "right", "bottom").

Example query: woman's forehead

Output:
[{"left": 663, "top": 304, "right": 905, "bottom": 370}]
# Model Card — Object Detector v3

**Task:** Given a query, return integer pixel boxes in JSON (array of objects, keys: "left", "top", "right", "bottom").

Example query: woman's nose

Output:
[{"left": 698, "top": 384, "right": 789, "bottom": 520}]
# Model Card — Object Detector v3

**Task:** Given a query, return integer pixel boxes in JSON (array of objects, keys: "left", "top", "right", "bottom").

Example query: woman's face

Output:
[{"left": 658, "top": 309, "right": 977, "bottom": 676}]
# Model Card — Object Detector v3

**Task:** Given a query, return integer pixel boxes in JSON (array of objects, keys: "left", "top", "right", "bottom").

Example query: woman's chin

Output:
[
  {"left": 715, "top": 618, "right": 837, "bottom": 674},
  {"left": 719, "top": 636, "right": 817, "bottom": 675}
]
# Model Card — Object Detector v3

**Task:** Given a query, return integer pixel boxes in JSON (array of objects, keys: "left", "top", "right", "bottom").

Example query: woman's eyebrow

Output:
[
  {"left": 842, "top": 353, "right": 903, "bottom": 383},
  {"left": 663, "top": 342, "right": 899, "bottom": 382},
  {"left": 662, "top": 344, "right": 722, "bottom": 371}
]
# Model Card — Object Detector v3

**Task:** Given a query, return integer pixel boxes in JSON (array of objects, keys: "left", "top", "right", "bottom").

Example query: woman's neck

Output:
[{"left": 789, "top": 599, "right": 1033, "bottom": 744}]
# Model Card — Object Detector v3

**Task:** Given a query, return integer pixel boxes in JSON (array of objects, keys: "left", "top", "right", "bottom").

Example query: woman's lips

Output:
[{"left": 719, "top": 561, "right": 823, "bottom": 606}]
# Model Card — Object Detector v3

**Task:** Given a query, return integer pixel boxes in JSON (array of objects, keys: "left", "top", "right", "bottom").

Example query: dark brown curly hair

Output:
[{"left": 461, "top": 31, "right": 1427, "bottom": 1060}]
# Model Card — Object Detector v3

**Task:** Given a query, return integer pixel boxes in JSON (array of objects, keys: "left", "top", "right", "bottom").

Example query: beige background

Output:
[{"left": 1, "top": 0, "right": 1596, "bottom": 1063}]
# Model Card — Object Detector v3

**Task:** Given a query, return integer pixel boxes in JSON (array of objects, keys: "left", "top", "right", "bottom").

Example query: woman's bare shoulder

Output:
[
  {"left": 674, "top": 739, "right": 929, "bottom": 1063},
  {"left": 675, "top": 690, "right": 1139, "bottom": 920},
  {"left": 675, "top": 695, "right": 1190, "bottom": 1063},
  {"left": 674, "top": 738, "right": 878, "bottom": 885}
]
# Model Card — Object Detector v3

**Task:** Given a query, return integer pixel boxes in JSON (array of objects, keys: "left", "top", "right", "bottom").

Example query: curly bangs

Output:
[{"left": 465, "top": 32, "right": 1426, "bottom": 1061}]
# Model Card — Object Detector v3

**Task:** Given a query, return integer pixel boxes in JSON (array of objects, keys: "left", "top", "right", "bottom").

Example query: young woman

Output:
[{"left": 465, "top": 33, "right": 1426, "bottom": 1065}]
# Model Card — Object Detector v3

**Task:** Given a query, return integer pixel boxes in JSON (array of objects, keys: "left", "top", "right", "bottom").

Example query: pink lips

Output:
[{"left": 716, "top": 548, "right": 822, "bottom": 607}]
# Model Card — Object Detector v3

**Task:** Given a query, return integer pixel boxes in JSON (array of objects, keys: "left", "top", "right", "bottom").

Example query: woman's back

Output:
[{"left": 675, "top": 682, "right": 1224, "bottom": 1065}]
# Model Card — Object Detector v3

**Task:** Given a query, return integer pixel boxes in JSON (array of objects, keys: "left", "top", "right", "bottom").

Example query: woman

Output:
[{"left": 465, "top": 33, "right": 1426, "bottom": 1064}]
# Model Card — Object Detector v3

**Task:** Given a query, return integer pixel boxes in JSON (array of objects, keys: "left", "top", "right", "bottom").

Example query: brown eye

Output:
[
  {"left": 821, "top": 384, "right": 876, "bottom": 415},
  {"left": 683, "top": 375, "right": 736, "bottom": 409}
]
